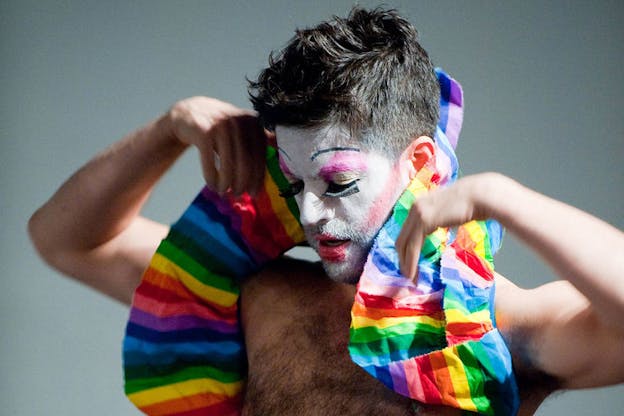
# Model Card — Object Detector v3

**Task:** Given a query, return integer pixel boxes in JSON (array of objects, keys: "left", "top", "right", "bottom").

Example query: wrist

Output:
[
  {"left": 463, "top": 172, "right": 505, "bottom": 220},
  {"left": 158, "top": 111, "right": 189, "bottom": 152},
  {"left": 472, "top": 172, "right": 519, "bottom": 222}
]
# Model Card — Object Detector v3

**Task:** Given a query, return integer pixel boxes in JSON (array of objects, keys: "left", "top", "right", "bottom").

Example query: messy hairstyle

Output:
[{"left": 248, "top": 7, "right": 440, "bottom": 158}]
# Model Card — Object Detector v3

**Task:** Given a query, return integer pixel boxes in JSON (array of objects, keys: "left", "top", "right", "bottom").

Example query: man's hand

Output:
[
  {"left": 29, "top": 96, "right": 270, "bottom": 304},
  {"left": 169, "top": 97, "right": 269, "bottom": 195},
  {"left": 395, "top": 174, "right": 493, "bottom": 281}
]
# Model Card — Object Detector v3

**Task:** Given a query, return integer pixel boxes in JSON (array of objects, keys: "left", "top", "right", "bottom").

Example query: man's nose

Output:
[{"left": 298, "top": 190, "right": 330, "bottom": 227}]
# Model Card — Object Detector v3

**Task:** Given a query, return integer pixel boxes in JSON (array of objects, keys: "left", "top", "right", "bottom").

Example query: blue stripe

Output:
[
  {"left": 436, "top": 67, "right": 451, "bottom": 134},
  {"left": 125, "top": 322, "right": 243, "bottom": 344},
  {"left": 174, "top": 216, "right": 253, "bottom": 276},
  {"left": 349, "top": 345, "right": 442, "bottom": 367},
  {"left": 123, "top": 336, "right": 244, "bottom": 368}
]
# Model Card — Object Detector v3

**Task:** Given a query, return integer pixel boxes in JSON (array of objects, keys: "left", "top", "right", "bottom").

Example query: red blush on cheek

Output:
[{"left": 363, "top": 170, "right": 403, "bottom": 230}]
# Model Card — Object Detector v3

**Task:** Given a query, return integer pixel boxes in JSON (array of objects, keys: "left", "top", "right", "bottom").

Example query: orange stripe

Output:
[
  {"left": 429, "top": 350, "right": 460, "bottom": 408},
  {"left": 139, "top": 392, "right": 233, "bottom": 415},
  {"left": 132, "top": 292, "right": 238, "bottom": 323},
  {"left": 351, "top": 301, "right": 445, "bottom": 320},
  {"left": 142, "top": 267, "right": 195, "bottom": 300}
]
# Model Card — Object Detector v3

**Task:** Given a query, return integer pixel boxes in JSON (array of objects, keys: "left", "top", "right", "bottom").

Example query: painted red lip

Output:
[{"left": 316, "top": 235, "right": 350, "bottom": 262}]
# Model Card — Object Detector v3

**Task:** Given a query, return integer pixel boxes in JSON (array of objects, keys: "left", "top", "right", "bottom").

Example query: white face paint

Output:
[{"left": 275, "top": 124, "right": 411, "bottom": 283}]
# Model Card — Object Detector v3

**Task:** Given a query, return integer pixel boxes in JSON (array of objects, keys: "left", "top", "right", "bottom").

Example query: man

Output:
[{"left": 28, "top": 7, "right": 623, "bottom": 415}]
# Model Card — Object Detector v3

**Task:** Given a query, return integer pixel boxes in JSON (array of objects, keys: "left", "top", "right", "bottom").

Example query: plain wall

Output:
[{"left": 2, "top": 0, "right": 622, "bottom": 414}]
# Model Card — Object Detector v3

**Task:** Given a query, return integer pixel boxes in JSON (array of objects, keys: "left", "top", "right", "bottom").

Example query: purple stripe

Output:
[
  {"left": 129, "top": 307, "right": 238, "bottom": 334},
  {"left": 201, "top": 187, "right": 245, "bottom": 242},
  {"left": 388, "top": 361, "right": 409, "bottom": 397},
  {"left": 365, "top": 259, "right": 439, "bottom": 293},
  {"left": 201, "top": 187, "right": 270, "bottom": 265},
  {"left": 444, "top": 79, "right": 463, "bottom": 149}
]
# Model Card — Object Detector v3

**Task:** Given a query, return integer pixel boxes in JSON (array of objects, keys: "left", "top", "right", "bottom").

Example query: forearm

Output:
[
  {"left": 29, "top": 113, "right": 186, "bottom": 268},
  {"left": 480, "top": 173, "right": 624, "bottom": 328}
]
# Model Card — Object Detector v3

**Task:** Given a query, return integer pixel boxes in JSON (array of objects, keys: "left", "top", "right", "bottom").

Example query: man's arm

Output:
[
  {"left": 396, "top": 172, "right": 624, "bottom": 388},
  {"left": 28, "top": 97, "right": 267, "bottom": 305}
]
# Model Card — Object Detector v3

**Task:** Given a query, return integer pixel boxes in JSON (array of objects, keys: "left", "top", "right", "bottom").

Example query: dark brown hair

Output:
[{"left": 248, "top": 7, "right": 439, "bottom": 157}]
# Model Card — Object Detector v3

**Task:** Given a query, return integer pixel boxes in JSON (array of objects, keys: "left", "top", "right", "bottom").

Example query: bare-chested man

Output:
[{"left": 28, "top": 7, "right": 623, "bottom": 416}]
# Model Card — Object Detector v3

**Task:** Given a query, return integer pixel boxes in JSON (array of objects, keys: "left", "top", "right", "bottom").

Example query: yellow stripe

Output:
[
  {"left": 442, "top": 347, "right": 478, "bottom": 412},
  {"left": 444, "top": 308, "right": 491, "bottom": 325},
  {"left": 463, "top": 221, "right": 486, "bottom": 260},
  {"left": 351, "top": 314, "right": 444, "bottom": 330},
  {"left": 127, "top": 378, "right": 244, "bottom": 407},
  {"left": 150, "top": 253, "right": 238, "bottom": 307},
  {"left": 406, "top": 177, "right": 428, "bottom": 197},
  {"left": 264, "top": 170, "right": 305, "bottom": 242}
]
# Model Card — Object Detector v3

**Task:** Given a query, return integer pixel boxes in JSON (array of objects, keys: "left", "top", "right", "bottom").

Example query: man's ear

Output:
[{"left": 403, "top": 136, "right": 435, "bottom": 178}]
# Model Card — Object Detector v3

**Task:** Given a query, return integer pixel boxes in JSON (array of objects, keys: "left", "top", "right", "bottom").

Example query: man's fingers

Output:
[
  {"left": 229, "top": 118, "right": 247, "bottom": 195},
  {"left": 213, "top": 121, "right": 234, "bottom": 193},
  {"left": 396, "top": 202, "right": 428, "bottom": 281},
  {"left": 198, "top": 142, "right": 218, "bottom": 191},
  {"left": 244, "top": 116, "right": 268, "bottom": 196},
  {"left": 397, "top": 226, "right": 422, "bottom": 281}
]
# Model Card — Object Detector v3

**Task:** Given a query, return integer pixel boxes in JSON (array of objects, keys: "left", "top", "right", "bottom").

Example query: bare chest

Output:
[{"left": 239, "top": 262, "right": 460, "bottom": 416}]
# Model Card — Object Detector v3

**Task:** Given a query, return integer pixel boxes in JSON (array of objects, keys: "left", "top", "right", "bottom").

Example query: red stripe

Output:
[
  {"left": 452, "top": 246, "right": 493, "bottom": 281},
  {"left": 135, "top": 279, "right": 237, "bottom": 315},
  {"left": 428, "top": 350, "right": 460, "bottom": 408},
  {"left": 132, "top": 291, "right": 238, "bottom": 324},
  {"left": 446, "top": 322, "right": 492, "bottom": 345},
  {"left": 356, "top": 292, "right": 443, "bottom": 314},
  {"left": 140, "top": 393, "right": 242, "bottom": 416},
  {"left": 237, "top": 188, "right": 295, "bottom": 260},
  {"left": 410, "top": 355, "right": 443, "bottom": 404},
  {"left": 351, "top": 301, "right": 445, "bottom": 320},
  {"left": 141, "top": 267, "right": 196, "bottom": 301}
]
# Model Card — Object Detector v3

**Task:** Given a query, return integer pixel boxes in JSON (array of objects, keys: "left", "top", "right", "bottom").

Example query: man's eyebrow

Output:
[{"left": 310, "top": 146, "right": 360, "bottom": 161}]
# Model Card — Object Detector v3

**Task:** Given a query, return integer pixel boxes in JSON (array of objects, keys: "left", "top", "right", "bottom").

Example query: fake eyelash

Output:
[
  {"left": 279, "top": 180, "right": 304, "bottom": 198},
  {"left": 323, "top": 180, "right": 360, "bottom": 197},
  {"left": 278, "top": 180, "right": 360, "bottom": 199}
]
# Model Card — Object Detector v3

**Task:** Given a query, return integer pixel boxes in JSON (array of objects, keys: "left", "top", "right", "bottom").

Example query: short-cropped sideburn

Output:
[{"left": 248, "top": 7, "right": 440, "bottom": 158}]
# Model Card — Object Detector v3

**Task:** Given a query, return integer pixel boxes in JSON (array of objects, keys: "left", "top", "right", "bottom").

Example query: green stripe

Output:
[
  {"left": 350, "top": 321, "right": 445, "bottom": 343},
  {"left": 443, "top": 293, "right": 490, "bottom": 316},
  {"left": 124, "top": 365, "right": 243, "bottom": 395},
  {"left": 166, "top": 228, "right": 231, "bottom": 276},
  {"left": 479, "top": 221, "right": 495, "bottom": 268},
  {"left": 156, "top": 240, "right": 239, "bottom": 295},
  {"left": 456, "top": 343, "right": 491, "bottom": 414},
  {"left": 349, "top": 328, "right": 446, "bottom": 356},
  {"left": 467, "top": 340, "right": 496, "bottom": 380},
  {"left": 266, "top": 146, "right": 300, "bottom": 220},
  {"left": 421, "top": 234, "right": 441, "bottom": 259},
  {"left": 393, "top": 191, "right": 416, "bottom": 225}
]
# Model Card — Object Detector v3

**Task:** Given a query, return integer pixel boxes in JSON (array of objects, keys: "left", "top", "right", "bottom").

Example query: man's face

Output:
[{"left": 275, "top": 124, "right": 411, "bottom": 284}]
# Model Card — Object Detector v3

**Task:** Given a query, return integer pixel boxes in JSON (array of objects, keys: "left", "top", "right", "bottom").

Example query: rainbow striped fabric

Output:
[
  {"left": 348, "top": 70, "right": 519, "bottom": 415},
  {"left": 122, "top": 69, "right": 519, "bottom": 415},
  {"left": 122, "top": 145, "right": 304, "bottom": 415}
]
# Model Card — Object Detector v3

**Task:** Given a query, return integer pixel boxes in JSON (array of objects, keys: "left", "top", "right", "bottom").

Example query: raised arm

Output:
[
  {"left": 28, "top": 97, "right": 267, "bottom": 304},
  {"left": 396, "top": 172, "right": 624, "bottom": 387}
]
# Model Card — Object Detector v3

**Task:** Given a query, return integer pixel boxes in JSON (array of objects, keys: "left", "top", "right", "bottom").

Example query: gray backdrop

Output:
[{"left": 2, "top": 0, "right": 623, "bottom": 414}]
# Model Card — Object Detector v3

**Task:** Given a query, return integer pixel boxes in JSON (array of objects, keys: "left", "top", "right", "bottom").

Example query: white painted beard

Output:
[{"left": 304, "top": 220, "right": 377, "bottom": 285}]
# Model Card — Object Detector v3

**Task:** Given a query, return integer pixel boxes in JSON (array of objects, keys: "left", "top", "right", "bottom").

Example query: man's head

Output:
[{"left": 249, "top": 7, "right": 440, "bottom": 283}]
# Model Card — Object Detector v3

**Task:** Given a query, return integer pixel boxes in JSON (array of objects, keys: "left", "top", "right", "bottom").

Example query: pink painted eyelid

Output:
[{"left": 318, "top": 153, "right": 367, "bottom": 181}]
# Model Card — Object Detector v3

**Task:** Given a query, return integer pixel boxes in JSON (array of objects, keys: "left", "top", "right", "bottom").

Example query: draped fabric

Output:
[
  {"left": 122, "top": 146, "right": 305, "bottom": 415},
  {"left": 122, "top": 69, "right": 519, "bottom": 415}
]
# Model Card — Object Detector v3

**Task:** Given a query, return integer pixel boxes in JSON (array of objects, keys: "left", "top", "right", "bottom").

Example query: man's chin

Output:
[{"left": 321, "top": 261, "right": 362, "bottom": 285}]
